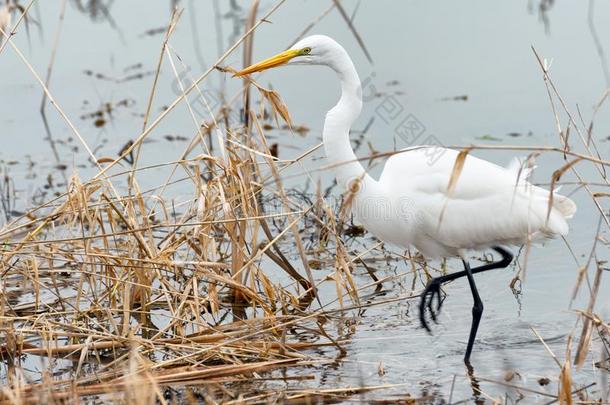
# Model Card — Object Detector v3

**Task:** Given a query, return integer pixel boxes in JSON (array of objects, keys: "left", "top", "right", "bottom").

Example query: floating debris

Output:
[{"left": 439, "top": 94, "right": 469, "bottom": 101}]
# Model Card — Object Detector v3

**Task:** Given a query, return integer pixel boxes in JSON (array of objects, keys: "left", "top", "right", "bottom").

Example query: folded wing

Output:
[{"left": 380, "top": 147, "right": 576, "bottom": 251}]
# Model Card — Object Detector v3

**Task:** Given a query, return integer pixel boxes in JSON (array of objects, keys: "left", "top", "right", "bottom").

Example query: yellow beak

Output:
[{"left": 234, "top": 49, "right": 301, "bottom": 77}]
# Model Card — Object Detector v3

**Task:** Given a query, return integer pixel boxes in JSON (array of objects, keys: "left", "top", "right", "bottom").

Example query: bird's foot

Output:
[{"left": 419, "top": 278, "right": 445, "bottom": 333}]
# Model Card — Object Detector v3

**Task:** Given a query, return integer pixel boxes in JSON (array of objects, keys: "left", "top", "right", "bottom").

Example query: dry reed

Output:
[{"left": 0, "top": 1, "right": 607, "bottom": 404}]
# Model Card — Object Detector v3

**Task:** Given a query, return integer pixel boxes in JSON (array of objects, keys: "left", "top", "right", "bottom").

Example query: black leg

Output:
[
  {"left": 437, "top": 247, "right": 513, "bottom": 283},
  {"left": 462, "top": 259, "right": 482, "bottom": 364},
  {"left": 418, "top": 247, "right": 514, "bottom": 361}
]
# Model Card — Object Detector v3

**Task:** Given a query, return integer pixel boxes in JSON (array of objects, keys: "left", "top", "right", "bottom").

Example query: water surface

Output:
[{"left": 1, "top": 0, "right": 609, "bottom": 402}]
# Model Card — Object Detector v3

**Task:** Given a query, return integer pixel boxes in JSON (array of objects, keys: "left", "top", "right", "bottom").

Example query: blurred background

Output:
[{"left": 0, "top": 0, "right": 609, "bottom": 402}]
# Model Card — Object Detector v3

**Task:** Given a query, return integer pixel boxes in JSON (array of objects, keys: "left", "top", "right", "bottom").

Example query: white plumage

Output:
[
  {"left": 352, "top": 147, "right": 576, "bottom": 258},
  {"left": 235, "top": 34, "right": 576, "bottom": 363},
  {"left": 291, "top": 35, "right": 576, "bottom": 259},
  {"left": 243, "top": 35, "right": 576, "bottom": 260}
]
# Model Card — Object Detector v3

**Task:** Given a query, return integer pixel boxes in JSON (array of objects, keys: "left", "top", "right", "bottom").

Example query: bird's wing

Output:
[
  {"left": 380, "top": 147, "right": 576, "bottom": 250},
  {"left": 380, "top": 147, "right": 521, "bottom": 198}
]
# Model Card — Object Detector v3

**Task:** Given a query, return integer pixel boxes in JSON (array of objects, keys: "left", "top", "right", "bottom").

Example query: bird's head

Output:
[{"left": 234, "top": 35, "right": 343, "bottom": 76}]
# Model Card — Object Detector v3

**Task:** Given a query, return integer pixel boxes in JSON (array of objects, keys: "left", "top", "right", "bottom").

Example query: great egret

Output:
[{"left": 235, "top": 35, "right": 576, "bottom": 364}]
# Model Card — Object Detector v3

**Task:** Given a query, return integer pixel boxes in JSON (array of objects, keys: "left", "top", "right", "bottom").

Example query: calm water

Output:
[{"left": 1, "top": 0, "right": 609, "bottom": 402}]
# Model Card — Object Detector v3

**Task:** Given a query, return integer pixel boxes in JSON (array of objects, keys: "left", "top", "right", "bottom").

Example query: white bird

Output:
[{"left": 235, "top": 35, "right": 576, "bottom": 364}]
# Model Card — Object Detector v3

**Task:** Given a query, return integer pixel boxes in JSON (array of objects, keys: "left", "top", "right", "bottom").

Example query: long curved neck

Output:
[{"left": 323, "top": 51, "right": 376, "bottom": 192}]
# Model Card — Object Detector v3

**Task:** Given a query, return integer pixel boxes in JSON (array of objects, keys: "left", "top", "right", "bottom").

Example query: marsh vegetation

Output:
[{"left": 0, "top": 1, "right": 608, "bottom": 403}]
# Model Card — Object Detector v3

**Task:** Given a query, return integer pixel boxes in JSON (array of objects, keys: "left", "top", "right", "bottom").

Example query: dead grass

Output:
[{"left": 0, "top": 1, "right": 607, "bottom": 404}]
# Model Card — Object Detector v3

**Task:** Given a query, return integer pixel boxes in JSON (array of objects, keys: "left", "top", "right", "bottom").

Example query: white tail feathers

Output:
[
  {"left": 508, "top": 156, "right": 577, "bottom": 238},
  {"left": 508, "top": 156, "right": 577, "bottom": 220},
  {"left": 507, "top": 156, "right": 536, "bottom": 183},
  {"left": 552, "top": 192, "right": 577, "bottom": 219}
]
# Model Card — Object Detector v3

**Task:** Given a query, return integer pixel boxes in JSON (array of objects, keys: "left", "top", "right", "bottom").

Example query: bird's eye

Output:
[{"left": 301, "top": 47, "right": 311, "bottom": 55}]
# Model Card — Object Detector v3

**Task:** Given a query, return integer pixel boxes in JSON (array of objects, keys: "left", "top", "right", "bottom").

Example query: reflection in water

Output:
[
  {"left": 71, "top": 0, "right": 115, "bottom": 23},
  {"left": 466, "top": 362, "right": 485, "bottom": 404},
  {"left": 0, "top": 1, "right": 608, "bottom": 403},
  {"left": 69, "top": 0, "right": 125, "bottom": 41},
  {"left": 222, "top": 0, "right": 244, "bottom": 46},
  {"left": 528, "top": 0, "right": 555, "bottom": 33},
  {"left": 588, "top": 0, "right": 610, "bottom": 87}
]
